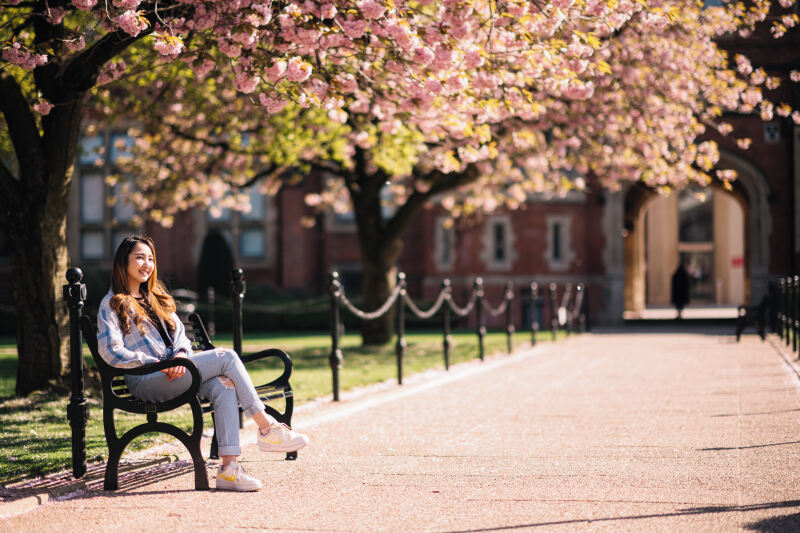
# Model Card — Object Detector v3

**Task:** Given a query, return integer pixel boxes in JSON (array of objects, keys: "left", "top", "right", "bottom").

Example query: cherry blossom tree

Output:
[
  {"left": 109, "top": 0, "right": 799, "bottom": 343},
  {"left": 2, "top": 0, "right": 798, "bottom": 393}
]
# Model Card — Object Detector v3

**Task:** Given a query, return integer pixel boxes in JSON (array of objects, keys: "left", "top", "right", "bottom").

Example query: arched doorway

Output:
[
  {"left": 618, "top": 149, "right": 771, "bottom": 318},
  {"left": 643, "top": 188, "right": 746, "bottom": 308}
]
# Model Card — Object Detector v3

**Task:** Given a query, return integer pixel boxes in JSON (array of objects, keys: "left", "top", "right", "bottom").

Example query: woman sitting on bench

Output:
[{"left": 97, "top": 235, "right": 309, "bottom": 492}]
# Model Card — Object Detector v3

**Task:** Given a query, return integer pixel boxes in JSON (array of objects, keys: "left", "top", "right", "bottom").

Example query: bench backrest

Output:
[{"left": 79, "top": 315, "right": 135, "bottom": 399}]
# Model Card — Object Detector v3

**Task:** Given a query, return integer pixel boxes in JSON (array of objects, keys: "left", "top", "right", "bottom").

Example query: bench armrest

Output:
[
  {"left": 240, "top": 348, "right": 292, "bottom": 385},
  {"left": 110, "top": 358, "right": 202, "bottom": 396}
]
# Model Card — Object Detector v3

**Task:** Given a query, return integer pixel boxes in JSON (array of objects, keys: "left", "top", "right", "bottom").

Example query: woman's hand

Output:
[{"left": 161, "top": 351, "right": 188, "bottom": 381}]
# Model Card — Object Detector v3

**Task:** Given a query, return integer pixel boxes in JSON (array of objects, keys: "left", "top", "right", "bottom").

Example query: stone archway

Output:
[{"left": 601, "top": 148, "right": 771, "bottom": 322}]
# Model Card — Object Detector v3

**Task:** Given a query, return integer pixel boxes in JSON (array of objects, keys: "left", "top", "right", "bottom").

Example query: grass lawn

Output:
[{"left": 0, "top": 329, "right": 561, "bottom": 482}]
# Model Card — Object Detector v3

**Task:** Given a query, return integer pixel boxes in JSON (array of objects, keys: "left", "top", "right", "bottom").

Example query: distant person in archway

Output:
[{"left": 671, "top": 262, "right": 691, "bottom": 319}]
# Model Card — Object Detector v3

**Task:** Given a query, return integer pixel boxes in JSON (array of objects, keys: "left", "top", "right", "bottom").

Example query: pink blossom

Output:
[
  {"left": 413, "top": 47, "right": 435, "bottom": 65},
  {"left": 264, "top": 60, "right": 287, "bottom": 83},
  {"left": 47, "top": 7, "right": 66, "bottom": 24},
  {"left": 33, "top": 100, "right": 54, "bottom": 116},
  {"left": 234, "top": 70, "right": 260, "bottom": 94},
  {"left": 779, "top": 0, "right": 793, "bottom": 7},
  {"left": 153, "top": 33, "right": 184, "bottom": 57},
  {"left": 71, "top": 0, "right": 97, "bottom": 10},
  {"left": 259, "top": 93, "right": 288, "bottom": 114},
  {"left": 320, "top": 3, "right": 337, "bottom": 18},
  {"left": 116, "top": 11, "right": 148, "bottom": 37},
  {"left": 287, "top": 57, "right": 312, "bottom": 82},
  {"left": 335, "top": 73, "right": 358, "bottom": 93},
  {"left": 253, "top": 3, "right": 273, "bottom": 22},
  {"left": 194, "top": 58, "right": 216, "bottom": 78},
  {"left": 791, "top": 70, "right": 800, "bottom": 83},
  {"left": 717, "top": 122, "right": 733, "bottom": 136},
  {"left": 112, "top": 0, "right": 141, "bottom": 9},
  {"left": 357, "top": 0, "right": 386, "bottom": 20},
  {"left": 425, "top": 80, "right": 443, "bottom": 94},
  {"left": 464, "top": 49, "right": 484, "bottom": 69},
  {"left": 97, "top": 60, "right": 127, "bottom": 86},
  {"left": 793, "top": 111, "right": 800, "bottom": 125},
  {"left": 218, "top": 40, "right": 242, "bottom": 59},
  {"left": 2, "top": 42, "right": 48, "bottom": 70},
  {"left": 341, "top": 17, "right": 368, "bottom": 39},
  {"left": 65, "top": 36, "right": 86, "bottom": 52}
]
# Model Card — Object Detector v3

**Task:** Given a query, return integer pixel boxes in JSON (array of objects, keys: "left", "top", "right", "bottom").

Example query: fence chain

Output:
[
  {"left": 403, "top": 288, "right": 448, "bottom": 319},
  {"left": 482, "top": 297, "right": 508, "bottom": 317},
  {"left": 336, "top": 284, "right": 403, "bottom": 320},
  {"left": 447, "top": 291, "right": 477, "bottom": 317}
]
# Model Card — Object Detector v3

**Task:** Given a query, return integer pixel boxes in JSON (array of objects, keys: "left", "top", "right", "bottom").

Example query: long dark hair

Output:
[{"left": 109, "top": 235, "right": 176, "bottom": 335}]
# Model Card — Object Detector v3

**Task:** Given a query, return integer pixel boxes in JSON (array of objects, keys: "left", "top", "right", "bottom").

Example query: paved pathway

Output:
[{"left": 5, "top": 327, "right": 800, "bottom": 532}]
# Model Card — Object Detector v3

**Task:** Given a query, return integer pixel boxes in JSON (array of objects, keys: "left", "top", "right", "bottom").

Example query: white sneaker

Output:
[
  {"left": 215, "top": 463, "right": 262, "bottom": 492},
  {"left": 257, "top": 423, "right": 309, "bottom": 453}
]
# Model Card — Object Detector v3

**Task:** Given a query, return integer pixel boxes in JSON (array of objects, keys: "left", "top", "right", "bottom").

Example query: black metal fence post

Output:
[
  {"left": 793, "top": 276, "right": 799, "bottom": 353},
  {"left": 206, "top": 286, "right": 216, "bottom": 341},
  {"left": 575, "top": 283, "right": 585, "bottom": 333},
  {"left": 65, "top": 267, "right": 89, "bottom": 479},
  {"left": 504, "top": 282, "right": 514, "bottom": 353},
  {"left": 785, "top": 278, "right": 791, "bottom": 345},
  {"left": 329, "top": 272, "right": 344, "bottom": 401},
  {"left": 530, "top": 282, "right": 539, "bottom": 346},
  {"left": 548, "top": 283, "right": 558, "bottom": 341},
  {"left": 396, "top": 272, "right": 407, "bottom": 385},
  {"left": 778, "top": 278, "right": 785, "bottom": 341},
  {"left": 475, "top": 277, "right": 485, "bottom": 361},
  {"left": 230, "top": 268, "right": 246, "bottom": 429},
  {"left": 442, "top": 279, "right": 452, "bottom": 371},
  {"left": 231, "top": 269, "right": 246, "bottom": 358}
]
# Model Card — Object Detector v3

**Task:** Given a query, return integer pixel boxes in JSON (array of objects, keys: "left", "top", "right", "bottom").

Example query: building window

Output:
[
  {"left": 544, "top": 214, "right": 575, "bottom": 271},
  {"left": 552, "top": 222, "right": 562, "bottom": 262},
  {"left": 433, "top": 216, "right": 455, "bottom": 272},
  {"left": 481, "top": 215, "right": 516, "bottom": 271},
  {"left": 207, "top": 185, "right": 268, "bottom": 262},
  {"left": 75, "top": 130, "right": 141, "bottom": 261},
  {"left": 493, "top": 222, "right": 506, "bottom": 262},
  {"left": 764, "top": 122, "right": 781, "bottom": 143}
]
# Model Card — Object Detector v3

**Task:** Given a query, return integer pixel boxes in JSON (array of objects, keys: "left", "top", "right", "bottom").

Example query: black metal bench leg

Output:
[
  {"left": 104, "top": 445, "right": 123, "bottom": 490},
  {"left": 209, "top": 412, "right": 219, "bottom": 459}
]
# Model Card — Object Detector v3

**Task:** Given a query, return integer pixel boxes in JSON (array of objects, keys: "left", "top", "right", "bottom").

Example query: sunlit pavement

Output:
[{"left": 5, "top": 325, "right": 800, "bottom": 532}]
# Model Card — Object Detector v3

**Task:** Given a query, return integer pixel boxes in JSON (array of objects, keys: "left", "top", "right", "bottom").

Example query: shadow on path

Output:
[
  {"left": 1, "top": 456, "right": 199, "bottom": 504},
  {"left": 440, "top": 500, "right": 800, "bottom": 532}
]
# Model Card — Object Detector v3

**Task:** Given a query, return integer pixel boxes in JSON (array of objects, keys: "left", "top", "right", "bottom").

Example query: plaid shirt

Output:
[{"left": 97, "top": 290, "right": 193, "bottom": 369}]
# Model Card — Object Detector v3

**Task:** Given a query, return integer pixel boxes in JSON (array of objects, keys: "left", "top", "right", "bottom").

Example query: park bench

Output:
[
  {"left": 735, "top": 295, "right": 769, "bottom": 342},
  {"left": 80, "top": 312, "right": 296, "bottom": 491}
]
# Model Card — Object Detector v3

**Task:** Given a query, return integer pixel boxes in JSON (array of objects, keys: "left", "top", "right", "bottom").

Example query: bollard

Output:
[
  {"left": 530, "top": 282, "right": 539, "bottom": 346},
  {"left": 206, "top": 286, "right": 216, "bottom": 341},
  {"left": 396, "top": 273, "right": 407, "bottom": 385},
  {"left": 65, "top": 267, "right": 89, "bottom": 479},
  {"left": 475, "top": 278, "right": 485, "bottom": 361},
  {"left": 442, "top": 279, "right": 452, "bottom": 371},
  {"left": 505, "top": 282, "right": 514, "bottom": 353},
  {"left": 548, "top": 283, "right": 558, "bottom": 341},
  {"left": 328, "top": 272, "right": 344, "bottom": 401}
]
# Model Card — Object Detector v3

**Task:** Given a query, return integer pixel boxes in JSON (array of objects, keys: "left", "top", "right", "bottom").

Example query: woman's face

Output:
[{"left": 126, "top": 242, "right": 155, "bottom": 287}]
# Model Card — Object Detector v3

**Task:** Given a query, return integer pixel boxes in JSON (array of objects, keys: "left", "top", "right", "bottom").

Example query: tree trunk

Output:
[
  {"left": 10, "top": 203, "right": 71, "bottom": 396},
  {"left": 1, "top": 92, "right": 82, "bottom": 395}
]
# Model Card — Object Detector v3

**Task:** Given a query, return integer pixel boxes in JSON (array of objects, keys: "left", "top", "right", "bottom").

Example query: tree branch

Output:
[
  {"left": 382, "top": 164, "right": 481, "bottom": 243},
  {"left": 0, "top": 73, "right": 43, "bottom": 198}
]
